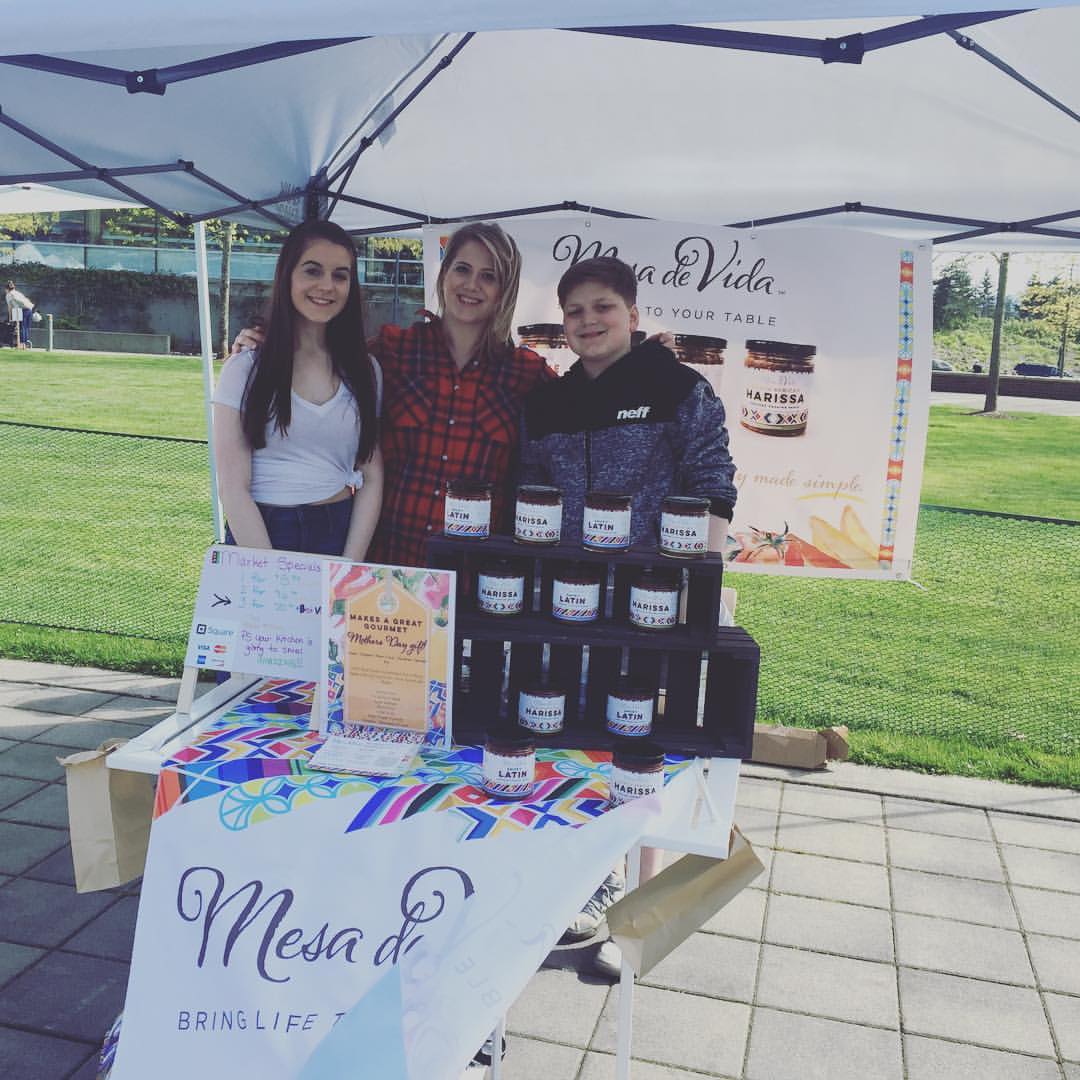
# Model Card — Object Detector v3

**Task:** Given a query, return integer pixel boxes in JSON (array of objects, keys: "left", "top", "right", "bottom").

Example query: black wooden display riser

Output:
[{"left": 427, "top": 534, "right": 758, "bottom": 759}]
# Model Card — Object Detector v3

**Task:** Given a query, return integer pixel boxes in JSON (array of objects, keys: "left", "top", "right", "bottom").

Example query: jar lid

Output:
[
  {"left": 661, "top": 495, "right": 710, "bottom": 513},
  {"left": 633, "top": 567, "right": 679, "bottom": 589},
  {"left": 611, "top": 736, "right": 665, "bottom": 769},
  {"left": 447, "top": 479, "right": 493, "bottom": 496},
  {"left": 520, "top": 684, "right": 565, "bottom": 699},
  {"left": 479, "top": 558, "right": 522, "bottom": 575},
  {"left": 609, "top": 678, "right": 655, "bottom": 700},
  {"left": 586, "top": 490, "right": 632, "bottom": 506},
  {"left": 517, "top": 323, "right": 565, "bottom": 337},
  {"left": 517, "top": 484, "right": 562, "bottom": 500},
  {"left": 485, "top": 730, "right": 535, "bottom": 752},
  {"left": 745, "top": 340, "right": 817, "bottom": 360},
  {"left": 554, "top": 560, "right": 600, "bottom": 583},
  {"left": 673, "top": 333, "right": 727, "bottom": 350}
]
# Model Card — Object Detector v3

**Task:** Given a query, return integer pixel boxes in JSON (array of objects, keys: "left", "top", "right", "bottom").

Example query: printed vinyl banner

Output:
[
  {"left": 424, "top": 220, "right": 931, "bottom": 579},
  {"left": 110, "top": 765, "right": 678, "bottom": 1079}
]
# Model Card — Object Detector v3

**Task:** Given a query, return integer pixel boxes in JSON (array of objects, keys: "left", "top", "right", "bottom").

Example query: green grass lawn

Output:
[{"left": 1, "top": 349, "right": 1077, "bottom": 787}]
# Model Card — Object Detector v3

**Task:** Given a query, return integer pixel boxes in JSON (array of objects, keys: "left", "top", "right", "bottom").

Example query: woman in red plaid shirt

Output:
[{"left": 235, "top": 222, "right": 552, "bottom": 567}]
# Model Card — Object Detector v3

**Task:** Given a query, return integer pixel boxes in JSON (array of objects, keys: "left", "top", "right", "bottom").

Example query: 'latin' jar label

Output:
[
  {"left": 551, "top": 577, "right": 600, "bottom": 623},
  {"left": 444, "top": 481, "right": 492, "bottom": 538},
  {"left": 582, "top": 493, "right": 632, "bottom": 549},
  {"left": 482, "top": 749, "right": 535, "bottom": 798},
  {"left": 606, "top": 693, "right": 654, "bottom": 737}
]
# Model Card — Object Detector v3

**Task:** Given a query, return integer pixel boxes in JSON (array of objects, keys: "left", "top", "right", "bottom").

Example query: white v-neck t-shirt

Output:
[{"left": 214, "top": 349, "right": 382, "bottom": 506}]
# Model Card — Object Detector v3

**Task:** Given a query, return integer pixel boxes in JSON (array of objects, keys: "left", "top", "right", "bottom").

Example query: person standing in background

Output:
[{"left": 4, "top": 281, "right": 34, "bottom": 348}]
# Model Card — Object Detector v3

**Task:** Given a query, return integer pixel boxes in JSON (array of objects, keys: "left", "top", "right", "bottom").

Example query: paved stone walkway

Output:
[{"left": 1, "top": 659, "right": 1078, "bottom": 1079}]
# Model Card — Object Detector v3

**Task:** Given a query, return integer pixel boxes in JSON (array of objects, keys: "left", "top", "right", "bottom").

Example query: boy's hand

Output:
[
  {"left": 232, "top": 324, "right": 265, "bottom": 354},
  {"left": 646, "top": 331, "right": 675, "bottom": 348}
]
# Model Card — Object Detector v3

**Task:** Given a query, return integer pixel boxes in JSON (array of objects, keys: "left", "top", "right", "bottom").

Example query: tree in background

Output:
[
  {"left": 932, "top": 260, "right": 979, "bottom": 331},
  {"left": 976, "top": 270, "right": 995, "bottom": 318},
  {"left": 0, "top": 212, "right": 59, "bottom": 240},
  {"left": 1017, "top": 264, "right": 1079, "bottom": 375}
]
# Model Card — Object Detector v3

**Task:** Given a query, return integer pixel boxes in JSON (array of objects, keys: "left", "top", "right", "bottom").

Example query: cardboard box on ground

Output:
[{"left": 750, "top": 724, "right": 850, "bottom": 769}]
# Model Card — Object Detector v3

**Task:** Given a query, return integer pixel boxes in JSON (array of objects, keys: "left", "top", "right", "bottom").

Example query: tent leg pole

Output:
[
  {"left": 195, "top": 221, "right": 224, "bottom": 541},
  {"left": 615, "top": 843, "right": 641, "bottom": 1080}
]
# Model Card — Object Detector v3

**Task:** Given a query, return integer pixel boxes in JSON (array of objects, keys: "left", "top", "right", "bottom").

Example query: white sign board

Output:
[{"left": 184, "top": 545, "right": 324, "bottom": 680}]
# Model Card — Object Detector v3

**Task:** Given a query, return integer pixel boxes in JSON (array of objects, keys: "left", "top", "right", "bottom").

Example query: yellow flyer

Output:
[{"left": 321, "top": 562, "right": 455, "bottom": 740}]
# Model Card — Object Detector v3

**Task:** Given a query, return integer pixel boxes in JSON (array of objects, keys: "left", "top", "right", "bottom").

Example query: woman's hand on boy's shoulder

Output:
[{"left": 646, "top": 331, "right": 675, "bottom": 348}]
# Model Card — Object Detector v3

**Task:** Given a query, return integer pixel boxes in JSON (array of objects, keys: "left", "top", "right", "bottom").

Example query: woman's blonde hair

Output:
[{"left": 436, "top": 222, "right": 522, "bottom": 362}]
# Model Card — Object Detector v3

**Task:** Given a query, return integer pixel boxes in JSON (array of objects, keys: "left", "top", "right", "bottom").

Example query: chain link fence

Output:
[{"left": 1, "top": 420, "right": 1076, "bottom": 755}]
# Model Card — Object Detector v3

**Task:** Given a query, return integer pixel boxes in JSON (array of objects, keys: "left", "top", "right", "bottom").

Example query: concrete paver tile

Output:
[
  {"left": 580, "top": 1051, "right": 717, "bottom": 1079},
  {"left": 0, "top": 949, "right": 128, "bottom": 1041},
  {"left": 0, "top": 740, "right": 68, "bottom": 782},
  {"left": 502, "top": 1037, "right": 583, "bottom": 1080},
  {"left": 991, "top": 812, "right": 1080, "bottom": 855},
  {"left": 777, "top": 813, "right": 886, "bottom": 864},
  {"left": 0, "top": 941, "right": 45, "bottom": 986},
  {"left": 745, "top": 1007, "right": 902, "bottom": 1080},
  {"left": 63, "top": 896, "right": 140, "bottom": 962},
  {"left": 903, "top": 1034, "right": 1060, "bottom": 1079},
  {"left": 639, "top": 931, "right": 758, "bottom": 1003},
  {"left": 771, "top": 850, "right": 890, "bottom": 908},
  {"left": 0, "top": 705, "right": 63, "bottom": 739},
  {"left": 1027, "top": 933, "right": 1080, "bottom": 995},
  {"left": 1002, "top": 844, "right": 1080, "bottom": 894},
  {"left": 736, "top": 776, "right": 781, "bottom": 812},
  {"left": 23, "top": 844, "right": 76, "bottom": 887},
  {"left": 591, "top": 984, "right": 749, "bottom": 1075},
  {"left": 49, "top": 672, "right": 181, "bottom": 702},
  {"left": 0, "top": 775, "right": 46, "bottom": 811},
  {"left": 731, "top": 804, "right": 778, "bottom": 848},
  {"left": 0, "top": 878, "right": 114, "bottom": 948},
  {"left": 0, "top": 660, "right": 92, "bottom": 683},
  {"left": 0, "top": 820, "right": 69, "bottom": 875},
  {"left": 1045, "top": 992, "right": 1080, "bottom": 1062},
  {"left": 781, "top": 786, "right": 883, "bottom": 825},
  {"left": 507, "top": 967, "right": 610, "bottom": 1047},
  {"left": 701, "top": 883, "right": 766, "bottom": 940},
  {"left": 30, "top": 718, "right": 154, "bottom": 751},
  {"left": 80, "top": 696, "right": 173, "bottom": 725},
  {"left": 756, "top": 944, "right": 898, "bottom": 1027},
  {"left": 893, "top": 912, "right": 1034, "bottom": 984},
  {"left": 764, "top": 893, "right": 894, "bottom": 962},
  {"left": 0, "top": 782, "right": 70, "bottom": 828},
  {"left": 889, "top": 867, "right": 1018, "bottom": 928},
  {"left": 0, "top": 687, "right": 117, "bottom": 716},
  {"left": 882, "top": 797, "right": 992, "bottom": 841},
  {"left": 899, "top": 968, "right": 1054, "bottom": 1056},
  {"left": 887, "top": 829, "right": 1004, "bottom": 881},
  {"left": 1013, "top": 885, "right": 1080, "bottom": 938},
  {"left": 0, "top": 1026, "right": 95, "bottom": 1078}
]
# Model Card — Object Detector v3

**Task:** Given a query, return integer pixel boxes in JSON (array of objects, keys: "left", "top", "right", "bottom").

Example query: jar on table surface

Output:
[
  {"left": 659, "top": 495, "right": 710, "bottom": 558},
  {"left": 444, "top": 479, "right": 493, "bottom": 538},
  {"left": 518, "top": 323, "right": 573, "bottom": 376},
  {"left": 515, "top": 484, "right": 562, "bottom": 546},
  {"left": 518, "top": 684, "right": 566, "bottom": 734},
  {"left": 476, "top": 559, "right": 526, "bottom": 616},
  {"left": 740, "top": 340, "right": 816, "bottom": 437},
  {"left": 671, "top": 334, "right": 727, "bottom": 398},
  {"left": 482, "top": 732, "right": 535, "bottom": 799},
  {"left": 606, "top": 680, "right": 656, "bottom": 738},
  {"left": 583, "top": 491, "right": 632, "bottom": 551},
  {"left": 628, "top": 567, "right": 680, "bottom": 630},
  {"left": 551, "top": 563, "right": 601, "bottom": 623},
  {"left": 608, "top": 737, "right": 666, "bottom": 805}
]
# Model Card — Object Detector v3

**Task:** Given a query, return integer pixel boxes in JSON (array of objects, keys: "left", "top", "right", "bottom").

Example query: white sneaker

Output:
[
  {"left": 594, "top": 939, "right": 624, "bottom": 980},
  {"left": 562, "top": 870, "right": 626, "bottom": 943}
]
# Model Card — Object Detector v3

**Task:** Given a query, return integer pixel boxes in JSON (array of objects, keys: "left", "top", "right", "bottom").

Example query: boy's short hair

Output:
[{"left": 557, "top": 257, "right": 637, "bottom": 308}]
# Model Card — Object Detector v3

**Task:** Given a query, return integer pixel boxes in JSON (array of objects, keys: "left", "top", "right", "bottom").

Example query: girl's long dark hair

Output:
[{"left": 241, "top": 220, "right": 378, "bottom": 464}]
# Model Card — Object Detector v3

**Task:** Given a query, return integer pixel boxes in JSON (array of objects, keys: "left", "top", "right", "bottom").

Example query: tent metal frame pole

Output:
[
  {"left": 194, "top": 221, "right": 224, "bottom": 542},
  {"left": 0, "top": 107, "right": 187, "bottom": 224},
  {"left": 0, "top": 162, "right": 191, "bottom": 185},
  {"left": 325, "top": 33, "right": 476, "bottom": 220},
  {"left": 182, "top": 165, "right": 295, "bottom": 230}
]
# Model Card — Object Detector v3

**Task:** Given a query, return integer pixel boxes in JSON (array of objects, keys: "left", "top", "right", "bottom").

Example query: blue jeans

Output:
[
  {"left": 21, "top": 310, "right": 32, "bottom": 347},
  {"left": 224, "top": 497, "right": 354, "bottom": 556}
]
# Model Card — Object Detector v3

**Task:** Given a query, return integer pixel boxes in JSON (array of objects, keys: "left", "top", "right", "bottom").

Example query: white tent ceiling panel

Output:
[
  {"left": 0, "top": 183, "right": 136, "bottom": 213},
  {"left": 8, "top": 1, "right": 1079, "bottom": 52}
]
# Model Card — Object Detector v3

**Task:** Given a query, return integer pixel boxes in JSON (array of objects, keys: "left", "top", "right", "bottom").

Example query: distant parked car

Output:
[
  {"left": 1012, "top": 362, "right": 1068, "bottom": 377},
  {"left": 931, "top": 357, "right": 954, "bottom": 371}
]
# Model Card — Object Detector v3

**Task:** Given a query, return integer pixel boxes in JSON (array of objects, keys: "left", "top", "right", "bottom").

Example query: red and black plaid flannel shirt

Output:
[{"left": 369, "top": 318, "right": 554, "bottom": 567}]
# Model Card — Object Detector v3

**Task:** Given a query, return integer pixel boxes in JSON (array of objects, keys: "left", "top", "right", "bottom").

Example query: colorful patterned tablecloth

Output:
[{"left": 98, "top": 677, "right": 689, "bottom": 1078}]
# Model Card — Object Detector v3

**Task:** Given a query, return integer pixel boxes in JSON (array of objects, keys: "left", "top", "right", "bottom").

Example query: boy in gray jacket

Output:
[
  {"left": 519, "top": 256, "right": 737, "bottom": 552},
  {"left": 518, "top": 256, "right": 738, "bottom": 975}
]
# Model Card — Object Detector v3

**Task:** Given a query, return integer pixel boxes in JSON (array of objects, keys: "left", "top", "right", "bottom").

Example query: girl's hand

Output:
[{"left": 646, "top": 331, "right": 675, "bottom": 347}]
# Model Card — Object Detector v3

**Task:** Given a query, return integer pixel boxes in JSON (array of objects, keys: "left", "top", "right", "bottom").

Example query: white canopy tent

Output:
[
  {"left": 0, "top": 2, "right": 1078, "bottom": 250},
  {"left": 0, "top": 183, "right": 135, "bottom": 213}
]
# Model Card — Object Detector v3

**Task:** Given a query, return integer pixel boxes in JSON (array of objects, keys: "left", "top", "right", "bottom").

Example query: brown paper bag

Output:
[
  {"left": 59, "top": 739, "right": 155, "bottom": 893},
  {"left": 606, "top": 828, "right": 764, "bottom": 976}
]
